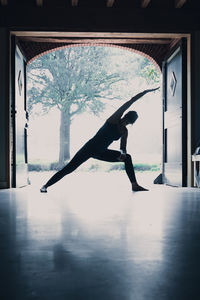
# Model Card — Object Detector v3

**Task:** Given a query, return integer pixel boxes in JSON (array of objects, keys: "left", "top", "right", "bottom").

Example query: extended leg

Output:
[{"left": 40, "top": 145, "right": 91, "bottom": 192}]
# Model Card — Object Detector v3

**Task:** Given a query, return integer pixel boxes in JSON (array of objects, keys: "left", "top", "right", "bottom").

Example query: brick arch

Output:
[{"left": 24, "top": 42, "right": 162, "bottom": 71}]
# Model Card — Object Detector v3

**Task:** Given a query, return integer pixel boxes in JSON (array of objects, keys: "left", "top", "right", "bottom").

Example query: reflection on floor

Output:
[{"left": 1, "top": 172, "right": 200, "bottom": 300}]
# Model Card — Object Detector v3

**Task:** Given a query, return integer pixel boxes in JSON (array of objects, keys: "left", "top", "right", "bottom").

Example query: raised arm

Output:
[{"left": 107, "top": 87, "right": 159, "bottom": 124}]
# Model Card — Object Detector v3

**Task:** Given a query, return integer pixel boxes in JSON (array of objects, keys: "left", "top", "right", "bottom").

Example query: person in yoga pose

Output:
[{"left": 40, "top": 87, "right": 159, "bottom": 193}]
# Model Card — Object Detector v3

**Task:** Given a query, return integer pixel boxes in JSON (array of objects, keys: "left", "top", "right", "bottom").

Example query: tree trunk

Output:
[{"left": 59, "top": 109, "right": 71, "bottom": 167}]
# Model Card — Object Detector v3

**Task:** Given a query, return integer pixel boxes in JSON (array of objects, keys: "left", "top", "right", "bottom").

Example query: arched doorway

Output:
[{"left": 26, "top": 44, "right": 161, "bottom": 188}]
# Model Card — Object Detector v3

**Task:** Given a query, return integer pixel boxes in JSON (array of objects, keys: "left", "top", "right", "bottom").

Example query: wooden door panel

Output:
[
  {"left": 166, "top": 51, "right": 182, "bottom": 112},
  {"left": 164, "top": 163, "right": 182, "bottom": 187},
  {"left": 163, "top": 41, "right": 187, "bottom": 187},
  {"left": 167, "top": 124, "right": 182, "bottom": 162},
  {"left": 14, "top": 46, "right": 29, "bottom": 187}
]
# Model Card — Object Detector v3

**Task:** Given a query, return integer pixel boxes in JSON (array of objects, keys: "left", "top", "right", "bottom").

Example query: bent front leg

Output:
[
  {"left": 124, "top": 154, "right": 137, "bottom": 183},
  {"left": 92, "top": 149, "right": 122, "bottom": 162},
  {"left": 92, "top": 150, "right": 137, "bottom": 183},
  {"left": 120, "top": 154, "right": 148, "bottom": 190}
]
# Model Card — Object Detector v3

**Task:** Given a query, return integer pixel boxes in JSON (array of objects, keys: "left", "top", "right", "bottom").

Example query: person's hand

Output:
[{"left": 118, "top": 151, "right": 127, "bottom": 162}]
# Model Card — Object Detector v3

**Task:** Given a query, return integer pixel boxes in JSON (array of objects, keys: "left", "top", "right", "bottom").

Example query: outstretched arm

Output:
[{"left": 107, "top": 87, "right": 159, "bottom": 124}]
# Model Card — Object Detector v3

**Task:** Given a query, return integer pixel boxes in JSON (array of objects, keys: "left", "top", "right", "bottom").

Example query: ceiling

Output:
[
  {"left": 6, "top": 0, "right": 195, "bottom": 67},
  {"left": 1, "top": 0, "right": 200, "bottom": 9}
]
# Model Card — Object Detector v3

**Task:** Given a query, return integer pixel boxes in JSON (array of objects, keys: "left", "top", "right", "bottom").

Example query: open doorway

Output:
[
  {"left": 26, "top": 45, "right": 161, "bottom": 189},
  {"left": 10, "top": 31, "right": 191, "bottom": 188}
]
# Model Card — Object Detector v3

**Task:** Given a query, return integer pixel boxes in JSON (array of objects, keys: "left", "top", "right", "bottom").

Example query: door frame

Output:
[
  {"left": 10, "top": 36, "right": 29, "bottom": 187},
  {"left": 162, "top": 39, "right": 188, "bottom": 186},
  {"left": 9, "top": 31, "right": 192, "bottom": 187}
]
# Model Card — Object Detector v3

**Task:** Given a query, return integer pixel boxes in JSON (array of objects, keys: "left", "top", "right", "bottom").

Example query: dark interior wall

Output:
[
  {"left": 0, "top": 28, "right": 9, "bottom": 188},
  {"left": 0, "top": 6, "right": 200, "bottom": 32},
  {"left": 192, "top": 31, "right": 200, "bottom": 152}
]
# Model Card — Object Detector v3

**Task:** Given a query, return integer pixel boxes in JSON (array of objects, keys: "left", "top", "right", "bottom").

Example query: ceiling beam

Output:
[
  {"left": 36, "top": 0, "right": 43, "bottom": 7},
  {"left": 141, "top": 0, "right": 151, "bottom": 8},
  {"left": 175, "top": 0, "right": 187, "bottom": 8},
  {"left": 71, "top": 0, "right": 78, "bottom": 6},
  {"left": 20, "top": 37, "right": 173, "bottom": 45},
  {"left": 1, "top": 0, "right": 8, "bottom": 5},
  {"left": 12, "top": 32, "right": 190, "bottom": 40},
  {"left": 107, "top": 0, "right": 115, "bottom": 8}
]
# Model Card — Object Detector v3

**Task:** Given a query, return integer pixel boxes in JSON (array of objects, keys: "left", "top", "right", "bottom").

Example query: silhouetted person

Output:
[{"left": 40, "top": 87, "right": 159, "bottom": 193}]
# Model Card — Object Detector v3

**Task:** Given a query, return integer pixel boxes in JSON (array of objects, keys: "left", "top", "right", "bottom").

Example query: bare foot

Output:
[
  {"left": 132, "top": 183, "right": 148, "bottom": 192},
  {"left": 40, "top": 186, "right": 47, "bottom": 193}
]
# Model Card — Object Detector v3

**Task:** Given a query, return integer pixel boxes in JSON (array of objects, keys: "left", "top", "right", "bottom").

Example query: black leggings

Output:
[{"left": 45, "top": 143, "right": 137, "bottom": 188}]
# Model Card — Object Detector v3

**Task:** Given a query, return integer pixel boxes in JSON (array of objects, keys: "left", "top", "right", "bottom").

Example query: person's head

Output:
[{"left": 122, "top": 111, "right": 138, "bottom": 125}]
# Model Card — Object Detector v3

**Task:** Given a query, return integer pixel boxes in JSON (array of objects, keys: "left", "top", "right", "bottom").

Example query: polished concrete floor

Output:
[{"left": 1, "top": 172, "right": 200, "bottom": 300}]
